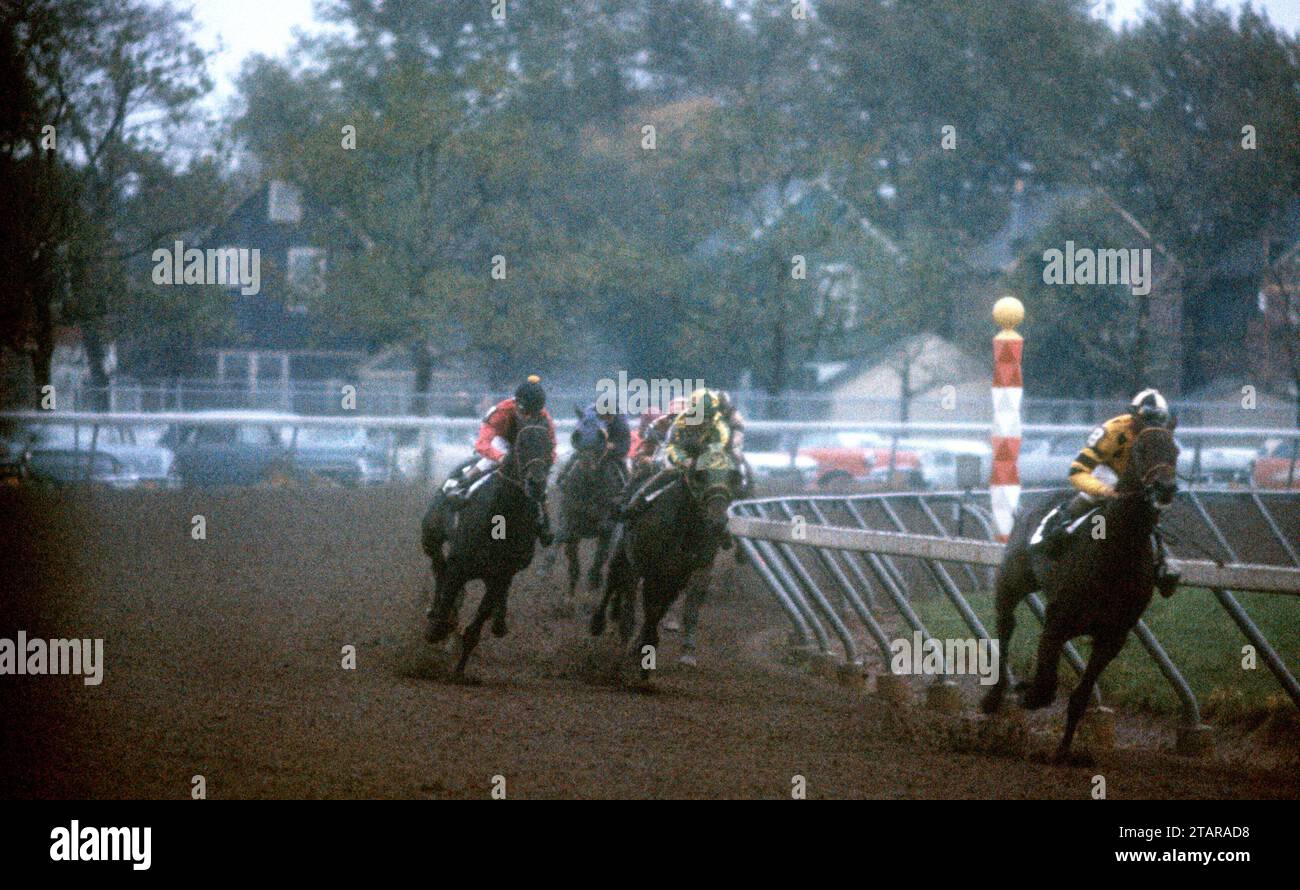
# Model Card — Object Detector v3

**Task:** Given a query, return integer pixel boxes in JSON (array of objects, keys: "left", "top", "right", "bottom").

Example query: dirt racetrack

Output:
[{"left": 1, "top": 486, "right": 1296, "bottom": 800}]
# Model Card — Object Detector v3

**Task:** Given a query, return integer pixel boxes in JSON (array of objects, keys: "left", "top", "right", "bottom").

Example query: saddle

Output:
[{"left": 1029, "top": 503, "right": 1101, "bottom": 557}]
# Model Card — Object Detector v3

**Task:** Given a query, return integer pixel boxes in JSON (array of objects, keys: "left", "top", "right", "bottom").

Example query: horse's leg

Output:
[
  {"left": 1020, "top": 612, "right": 1067, "bottom": 711},
  {"left": 565, "top": 538, "right": 580, "bottom": 598},
  {"left": 590, "top": 546, "right": 627, "bottom": 636},
  {"left": 425, "top": 560, "right": 466, "bottom": 643},
  {"left": 1055, "top": 633, "right": 1125, "bottom": 763},
  {"left": 456, "top": 577, "right": 505, "bottom": 677},
  {"left": 980, "top": 567, "right": 1032, "bottom": 714},
  {"left": 635, "top": 577, "right": 674, "bottom": 680},
  {"left": 587, "top": 528, "right": 610, "bottom": 591},
  {"left": 681, "top": 565, "right": 710, "bottom": 656}
]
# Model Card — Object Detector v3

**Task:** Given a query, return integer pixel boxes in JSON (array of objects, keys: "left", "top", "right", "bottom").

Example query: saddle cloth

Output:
[{"left": 1029, "top": 504, "right": 1100, "bottom": 546}]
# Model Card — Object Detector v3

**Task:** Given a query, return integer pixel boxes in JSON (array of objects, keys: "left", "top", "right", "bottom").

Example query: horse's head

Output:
[
  {"left": 687, "top": 443, "right": 740, "bottom": 524},
  {"left": 509, "top": 417, "right": 554, "bottom": 502},
  {"left": 570, "top": 406, "right": 608, "bottom": 468},
  {"left": 1122, "top": 426, "right": 1179, "bottom": 511}
]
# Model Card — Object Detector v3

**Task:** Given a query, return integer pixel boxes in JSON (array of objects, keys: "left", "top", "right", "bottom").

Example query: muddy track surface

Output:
[{"left": 1, "top": 487, "right": 1295, "bottom": 800}]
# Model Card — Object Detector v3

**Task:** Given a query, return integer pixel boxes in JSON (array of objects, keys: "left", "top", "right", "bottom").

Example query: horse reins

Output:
[{"left": 496, "top": 423, "right": 551, "bottom": 494}]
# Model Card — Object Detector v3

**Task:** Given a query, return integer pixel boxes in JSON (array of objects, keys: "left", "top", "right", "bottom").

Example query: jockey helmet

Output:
[
  {"left": 715, "top": 389, "right": 734, "bottom": 417},
  {"left": 1129, "top": 388, "right": 1170, "bottom": 427},
  {"left": 690, "top": 388, "right": 720, "bottom": 422},
  {"left": 514, "top": 375, "right": 546, "bottom": 415}
]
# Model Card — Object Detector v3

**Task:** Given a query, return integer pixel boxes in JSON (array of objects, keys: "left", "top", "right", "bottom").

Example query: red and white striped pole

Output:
[{"left": 990, "top": 296, "right": 1024, "bottom": 541}]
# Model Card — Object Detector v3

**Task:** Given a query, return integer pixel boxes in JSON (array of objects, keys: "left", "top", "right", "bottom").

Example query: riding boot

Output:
[
  {"left": 619, "top": 468, "right": 672, "bottom": 520},
  {"left": 1036, "top": 508, "right": 1072, "bottom": 558},
  {"left": 1036, "top": 493, "right": 1092, "bottom": 557},
  {"left": 1153, "top": 530, "right": 1181, "bottom": 598},
  {"left": 442, "top": 464, "right": 482, "bottom": 506}
]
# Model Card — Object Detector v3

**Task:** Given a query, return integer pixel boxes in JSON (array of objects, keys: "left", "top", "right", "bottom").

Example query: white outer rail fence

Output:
[{"left": 726, "top": 488, "right": 1300, "bottom": 736}]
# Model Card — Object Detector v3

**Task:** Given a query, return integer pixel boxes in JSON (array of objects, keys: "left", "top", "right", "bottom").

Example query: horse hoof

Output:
[
  {"left": 588, "top": 611, "right": 606, "bottom": 636},
  {"left": 678, "top": 652, "right": 698, "bottom": 667},
  {"left": 979, "top": 690, "right": 1003, "bottom": 715}
]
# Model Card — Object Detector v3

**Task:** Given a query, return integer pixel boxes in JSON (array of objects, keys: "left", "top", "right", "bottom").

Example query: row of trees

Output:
[{"left": 3, "top": 0, "right": 1298, "bottom": 407}]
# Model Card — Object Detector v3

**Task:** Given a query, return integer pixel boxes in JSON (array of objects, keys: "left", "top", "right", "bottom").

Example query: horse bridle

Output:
[
  {"left": 1123, "top": 426, "right": 1177, "bottom": 499},
  {"left": 496, "top": 422, "right": 551, "bottom": 496}
]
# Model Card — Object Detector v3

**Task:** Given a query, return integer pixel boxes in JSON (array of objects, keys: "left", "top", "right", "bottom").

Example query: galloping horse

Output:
[
  {"left": 980, "top": 426, "right": 1180, "bottom": 762},
  {"left": 420, "top": 417, "right": 553, "bottom": 679},
  {"left": 539, "top": 407, "right": 625, "bottom": 598},
  {"left": 590, "top": 443, "right": 741, "bottom": 680}
]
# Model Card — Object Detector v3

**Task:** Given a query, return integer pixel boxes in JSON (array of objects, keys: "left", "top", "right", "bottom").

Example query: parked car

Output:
[
  {"left": 904, "top": 437, "right": 992, "bottom": 490},
  {"left": 1173, "top": 440, "right": 1256, "bottom": 486},
  {"left": 60, "top": 424, "right": 177, "bottom": 488},
  {"left": 1251, "top": 438, "right": 1300, "bottom": 489},
  {"left": 289, "top": 426, "right": 392, "bottom": 486},
  {"left": 746, "top": 450, "right": 818, "bottom": 488},
  {"left": 162, "top": 412, "right": 295, "bottom": 487},
  {"left": 26, "top": 449, "right": 139, "bottom": 489},
  {"left": 797, "top": 431, "right": 921, "bottom": 489},
  {"left": 1017, "top": 437, "right": 1081, "bottom": 487},
  {"left": 0, "top": 435, "right": 29, "bottom": 486}
]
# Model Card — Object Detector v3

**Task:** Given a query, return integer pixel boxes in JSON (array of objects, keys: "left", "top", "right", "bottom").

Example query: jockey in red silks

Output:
[{"left": 441, "top": 375, "right": 557, "bottom": 544}]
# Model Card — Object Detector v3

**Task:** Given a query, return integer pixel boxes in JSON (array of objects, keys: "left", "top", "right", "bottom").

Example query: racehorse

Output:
[
  {"left": 979, "top": 426, "right": 1180, "bottom": 762},
  {"left": 589, "top": 443, "right": 741, "bottom": 681},
  {"left": 420, "top": 416, "right": 553, "bottom": 679},
  {"left": 538, "top": 407, "right": 625, "bottom": 598}
]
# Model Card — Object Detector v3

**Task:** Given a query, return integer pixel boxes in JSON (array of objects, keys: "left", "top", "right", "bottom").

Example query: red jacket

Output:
[{"left": 475, "top": 398, "right": 557, "bottom": 463}]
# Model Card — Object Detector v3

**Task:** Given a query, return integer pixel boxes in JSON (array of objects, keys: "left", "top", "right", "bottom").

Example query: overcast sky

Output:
[{"left": 192, "top": 0, "right": 1300, "bottom": 107}]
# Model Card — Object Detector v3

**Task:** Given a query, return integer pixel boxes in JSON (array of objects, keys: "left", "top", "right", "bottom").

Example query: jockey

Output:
[
  {"left": 627, "top": 407, "right": 661, "bottom": 465},
  {"left": 1035, "top": 388, "right": 1180, "bottom": 597},
  {"left": 629, "top": 398, "right": 687, "bottom": 469},
  {"left": 620, "top": 388, "right": 733, "bottom": 520},
  {"left": 556, "top": 401, "right": 632, "bottom": 489},
  {"left": 592, "top": 401, "right": 632, "bottom": 479},
  {"left": 441, "top": 375, "right": 557, "bottom": 544}
]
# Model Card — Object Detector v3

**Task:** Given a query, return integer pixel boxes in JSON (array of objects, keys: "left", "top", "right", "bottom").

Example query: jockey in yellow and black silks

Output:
[
  {"left": 1036, "top": 388, "right": 1181, "bottom": 597},
  {"left": 618, "top": 388, "right": 735, "bottom": 520}
]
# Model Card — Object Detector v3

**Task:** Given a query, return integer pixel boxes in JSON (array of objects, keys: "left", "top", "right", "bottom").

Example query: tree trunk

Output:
[
  {"left": 410, "top": 341, "right": 433, "bottom": 416},
  {"left": 82, "top": 321, "right": 111, "bottom": 411},
  {"left": 30, "top": 295, "right": 54, "bottom": 409}
]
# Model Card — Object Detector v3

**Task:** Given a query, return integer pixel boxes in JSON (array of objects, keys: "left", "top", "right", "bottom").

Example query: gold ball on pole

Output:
[{"left": 992, "top": 295, "right": 1024, "bottom": 332}]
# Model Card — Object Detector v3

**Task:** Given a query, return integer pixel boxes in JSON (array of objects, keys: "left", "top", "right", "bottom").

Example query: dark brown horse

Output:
[
  {"left": 537, "top": 408, "right": 624, "bottom": 598},
  {"left": 420, "top": 417, "right": 554, "bottom": 679},
  {"left": 980, "top": 426, "right": 1179, "bottom": 762},
  {"left": 590, "top": 443, "right": 740, "bottom": 682}
]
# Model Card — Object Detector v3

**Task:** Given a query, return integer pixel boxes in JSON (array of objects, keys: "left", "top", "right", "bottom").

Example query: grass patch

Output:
[{"left": 909, "top": 587, "right": 1299, "bottom": 723}]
